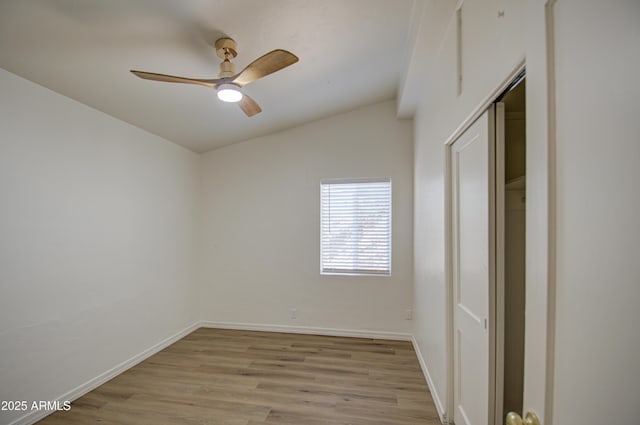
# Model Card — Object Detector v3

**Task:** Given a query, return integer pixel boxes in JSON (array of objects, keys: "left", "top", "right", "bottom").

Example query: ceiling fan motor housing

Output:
[{"left": 219, "top": 60, "right": 236, "bottom": 77}]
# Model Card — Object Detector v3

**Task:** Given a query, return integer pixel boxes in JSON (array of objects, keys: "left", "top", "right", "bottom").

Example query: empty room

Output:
[{"left": 1, "top": 1, "right": 638, "bottom": 425}]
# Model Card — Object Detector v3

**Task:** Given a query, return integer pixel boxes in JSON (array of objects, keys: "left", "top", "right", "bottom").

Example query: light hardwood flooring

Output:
[{"left": 37, "top": 328, "right": 441, "bottom": 425}]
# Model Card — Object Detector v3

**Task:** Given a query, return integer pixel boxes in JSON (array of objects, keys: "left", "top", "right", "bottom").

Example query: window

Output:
[{"left": 320, "top": 179, "right": 391, "bottom": 276}]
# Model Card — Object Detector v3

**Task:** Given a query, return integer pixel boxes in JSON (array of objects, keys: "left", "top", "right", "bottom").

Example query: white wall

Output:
[
  {"left": 405, "top": 0, "right": 640, "bottom": 423},
  {"left": 0, "top": 69, "right": 200, "bottom": 425},
  {"left": 551, "top": 2, "right": 640, "bottom": 424},
  {"left": 200, "top": 100, "right": 413, "bottom": 335},
  {"left": 408, "top": 0, "right": 525, "bottom": 418}
]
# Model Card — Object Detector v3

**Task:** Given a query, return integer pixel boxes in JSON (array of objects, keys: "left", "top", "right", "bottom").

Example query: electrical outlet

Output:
[
  {"left": 290, "top": 308, "right": 297, "bottom": 320},
  {"left": 405, "top": 308, "right": 413, "bottom": 320}
]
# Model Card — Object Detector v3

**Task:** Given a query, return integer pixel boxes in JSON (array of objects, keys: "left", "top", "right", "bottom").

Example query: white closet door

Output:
[{"left": 451, "top": 106, "right": 499, "bottom": 425}]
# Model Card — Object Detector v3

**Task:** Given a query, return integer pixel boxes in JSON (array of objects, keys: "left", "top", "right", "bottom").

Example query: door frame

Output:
[{"left": 444, "top": 62, "right": 535, "bottom": 425}]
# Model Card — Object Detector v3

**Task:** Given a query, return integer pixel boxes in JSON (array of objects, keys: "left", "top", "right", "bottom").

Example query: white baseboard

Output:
[
  {"left": 200, "top": 321, "right": 413, "bottom": 341},
  {"left": 10, "top": 321, "right": 201, "bottom": 425},
  {"left": 411, "top": 336, "right": 447, "bottom": 424}
]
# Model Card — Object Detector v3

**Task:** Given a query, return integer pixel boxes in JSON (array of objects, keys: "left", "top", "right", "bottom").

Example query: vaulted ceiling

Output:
[{"left": 0, "top": 0, "right": 417, "bottom": 152}]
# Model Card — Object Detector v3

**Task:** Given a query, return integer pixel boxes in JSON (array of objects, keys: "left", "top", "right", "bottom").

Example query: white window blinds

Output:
[{"left": 320, "top": 179, "right": 391, "bottom": 276}]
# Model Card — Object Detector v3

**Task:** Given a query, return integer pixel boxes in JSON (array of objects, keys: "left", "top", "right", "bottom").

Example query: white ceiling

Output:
[{"left": 0, "top": 0, "right": 416, "bottom": 153}]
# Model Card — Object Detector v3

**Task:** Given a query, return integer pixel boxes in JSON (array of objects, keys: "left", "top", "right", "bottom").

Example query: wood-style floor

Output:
[{"left": 37, "top": 328, "right": 441, "bottom": 425}]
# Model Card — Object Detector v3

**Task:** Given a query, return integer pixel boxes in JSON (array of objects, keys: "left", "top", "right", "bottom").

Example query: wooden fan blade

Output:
[
  {"left": 232, "top": 49, "right": 298, "bottom": 86},
  {"left": 238, "top": 94, "right": 262, "bottom": 117},
  {"left": 130, "top": 70, "right": 223, "bottom": 88}
]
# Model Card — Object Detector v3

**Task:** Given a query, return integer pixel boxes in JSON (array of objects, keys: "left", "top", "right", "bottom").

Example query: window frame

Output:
[{"left": 319, "top": 177, "right": 392, "bottom": 277}]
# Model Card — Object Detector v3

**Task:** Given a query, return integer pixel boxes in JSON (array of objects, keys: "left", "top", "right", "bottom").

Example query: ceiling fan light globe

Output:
[{"left": 217, "top": 84, "right": 243, "bottom": 103}]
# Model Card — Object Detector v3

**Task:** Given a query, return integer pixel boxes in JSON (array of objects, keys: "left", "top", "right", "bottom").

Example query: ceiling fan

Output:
[{"left": 130, "top": 38, "right": 298, "bottom": 117}]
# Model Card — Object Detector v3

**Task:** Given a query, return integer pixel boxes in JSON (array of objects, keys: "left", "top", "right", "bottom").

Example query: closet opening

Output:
[{"left": 497, "top": 76, "right": 526, "bottom": 421}]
